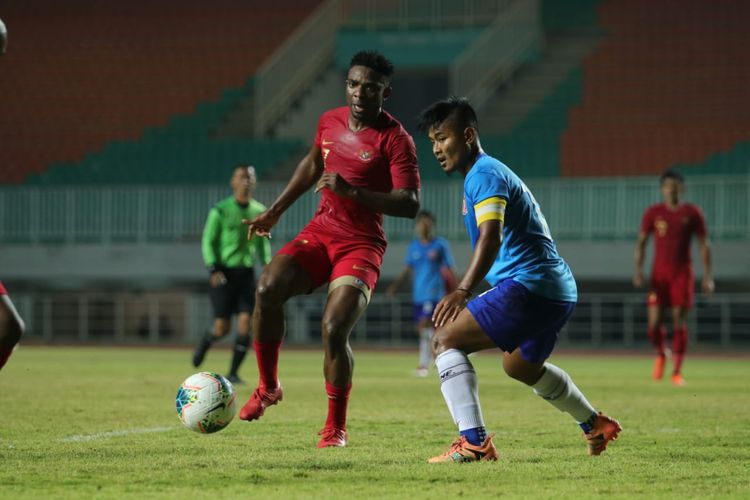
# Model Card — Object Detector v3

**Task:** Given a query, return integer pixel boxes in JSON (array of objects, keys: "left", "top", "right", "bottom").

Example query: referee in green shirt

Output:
[{"left": 192, "top": 165, "right": 272, "bottom": 384}]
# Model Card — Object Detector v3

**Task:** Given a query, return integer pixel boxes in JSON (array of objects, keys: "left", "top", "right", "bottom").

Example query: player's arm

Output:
[
  {"left": 433, "top": 206, "right": 504, "bottom": 328},
  {"left": 698, "top": 234, "right": 715, "bottom": 294},
  {"left": 386, "top": 267, "right": 412, "bottom": 296},
  {"left": 315, "top": 175, "right": 419, "bottom": 219},
  {"left": 633, "top": 230, "right": 649, "bottom": 288},
  {"left": 244, "top": 145, "right": 324, "bottom": 238},
  {"left": 201, "top": 209, "right": 226, "bottom": 287}
]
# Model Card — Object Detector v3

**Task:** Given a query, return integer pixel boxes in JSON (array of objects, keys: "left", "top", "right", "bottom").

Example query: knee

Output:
[
  {"left": 431, "top": 329, "right": 458, "bottom": 356},
  {"left": 255, "top": 274, "right": 287, "bottom": 309},
  {"left": 321, "top": 317, "right": 350, "bottom": 348}
]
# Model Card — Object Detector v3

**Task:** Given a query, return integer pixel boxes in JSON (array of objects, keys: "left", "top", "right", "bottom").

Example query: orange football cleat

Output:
[
  {"left": 585, "top": 412, "right": 622, "bottom": 456},
  {"left": 671, "top": 374, "right": 685, "bottom": 386},
  {"left": 428, "top": 434, "right": 498, "bottom": 463},
  {"left": 239, "top": 384, "right": 283, "bottom": 421}
]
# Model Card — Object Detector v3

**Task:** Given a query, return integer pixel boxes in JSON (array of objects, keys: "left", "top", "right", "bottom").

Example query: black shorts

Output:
[{"left": 209, "top": 267, "right": 256, "bottom": 319}]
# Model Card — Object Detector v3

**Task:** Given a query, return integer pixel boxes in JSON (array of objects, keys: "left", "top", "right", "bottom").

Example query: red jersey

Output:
[
  {"left": 640, "top": 203, "right": 707, "bottom": 274},
  {"left": 312, "top": 107, "right": 420, "bottom": 247},
  {"left": 0, "top": 281, "right": 6, "bottom": 295}
]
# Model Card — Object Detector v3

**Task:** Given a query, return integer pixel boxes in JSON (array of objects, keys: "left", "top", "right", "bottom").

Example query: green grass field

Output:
[{"left": 1, "top": 346, "right": 749, "bottom": 499}]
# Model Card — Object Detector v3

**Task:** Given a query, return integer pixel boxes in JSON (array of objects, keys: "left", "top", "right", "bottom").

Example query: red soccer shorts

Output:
[
  {"left": 647, "top": 268, "right": 694, "bottom": 309},
  {"left": 277, "top": 222, "right": 384, "bottom": 293}
]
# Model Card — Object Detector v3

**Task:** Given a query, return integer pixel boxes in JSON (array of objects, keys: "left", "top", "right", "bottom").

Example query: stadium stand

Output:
[
  {"left": 0, "top": 0, "right": 320, "bottom": 184},
  {"left": 561, "top": 0, "right": 750, "bottom": 176}
]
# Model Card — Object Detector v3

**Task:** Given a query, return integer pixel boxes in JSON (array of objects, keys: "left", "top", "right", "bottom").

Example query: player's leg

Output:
[
  {"left": 0, "top": 291, "right": 25, "bottom": 370},
  {"left": 192, "top": 275, "right": 233, "bottom": 367},
  {"left": 227, "top": 268, "right": 256, "bottom": 384},
  {"left": 416, "top": 308, "right": 434, "bottom": 376},
  {"left": 670, "top": 306, "right": 689, "bottom": 385},
  {"left": 646, "top": 286, "right": 668, "bottom": 380},
  {"left": 428, "top": 309, "right": 498, "bottom": 462},
  {"left": 316, "top": 279, "right": 370, "bottom": 447},
  {"left": 226, "top": 312, "right": 251, "bottom": 384},
  {"left": 668, "top": 271, "right": 693, "bottom": 385},
  {"left": 239, "top": 254, "right": 315, "bottom": 421}
]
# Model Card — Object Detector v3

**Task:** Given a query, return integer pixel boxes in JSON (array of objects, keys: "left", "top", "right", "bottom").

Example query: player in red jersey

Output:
[
  {"left": 634, "top": 170, "right": 714, "bottom": 386},
  {"left": 238, "top": 51, "right": 420, "bottom": 447},
  {"left": 0, "top": 282, "right": 25, "bottom": 371}
]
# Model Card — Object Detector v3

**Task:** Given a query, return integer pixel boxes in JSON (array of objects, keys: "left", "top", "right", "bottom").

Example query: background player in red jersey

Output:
[
  {"left": 0, "top": 282, "right": 25, "bottom": 371},
  {"left": 238, "top": 51, "right": 420, "bottom": 447},
  {"left": 634, "top": 170, "right": 714, "bottom": 386}
]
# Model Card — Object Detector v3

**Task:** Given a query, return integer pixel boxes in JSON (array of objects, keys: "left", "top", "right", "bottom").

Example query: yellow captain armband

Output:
[{"left": 474, "top": 197, "right": 507, "bottom": 226}]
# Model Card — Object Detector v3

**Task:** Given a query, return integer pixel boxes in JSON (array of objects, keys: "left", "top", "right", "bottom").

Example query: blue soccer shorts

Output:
[{"left": 466, "top": 279, "right": 576, "bottom": 363}]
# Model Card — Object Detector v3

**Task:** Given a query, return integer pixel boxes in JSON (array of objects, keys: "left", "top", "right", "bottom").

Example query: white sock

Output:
[
  {"left": 435, "top": 348, "right": 485, "bottom": 431},
  {"left": 532, "top": 363, "right": 596, "bottom": 423},
  {"left": 418, "top": 327, "right": 433, "bottom": 368}
]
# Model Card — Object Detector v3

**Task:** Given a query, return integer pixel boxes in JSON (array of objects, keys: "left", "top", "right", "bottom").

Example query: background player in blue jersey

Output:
[
  {"left": 387, "top": 211, "right": 457, "bottom": 376},
  {"left": 417, "top": 97, "right": 621, "bottom": 463}
]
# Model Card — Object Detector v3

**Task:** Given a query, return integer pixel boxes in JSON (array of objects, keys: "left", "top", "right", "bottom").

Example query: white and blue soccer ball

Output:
[{"left": 176, "top": 372, "right": 237, "bottom": 433}]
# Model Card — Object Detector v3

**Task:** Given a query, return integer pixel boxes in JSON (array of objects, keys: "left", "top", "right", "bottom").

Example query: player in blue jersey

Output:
[
  {"left": 388, "top": 211, "right": 457, "bottom": 376},
  {"left": 417, "top": 97, "right": 621, "bottom": 463}
]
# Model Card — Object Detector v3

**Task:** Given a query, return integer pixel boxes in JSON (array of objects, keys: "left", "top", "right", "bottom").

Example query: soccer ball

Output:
[{"left": 175, "top": 372, "right": 237, "bottom": 433}]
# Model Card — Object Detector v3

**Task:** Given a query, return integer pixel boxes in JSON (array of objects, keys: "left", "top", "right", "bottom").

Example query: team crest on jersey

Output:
[
  {"left": 357, "top": 148, "right": 374, "bottom": 162},
  {"left": 462, "top": 197, "right": 468, "bottom": 215},
  {"left": 655, "top": 218, "right": 667, "bottom": 237}
]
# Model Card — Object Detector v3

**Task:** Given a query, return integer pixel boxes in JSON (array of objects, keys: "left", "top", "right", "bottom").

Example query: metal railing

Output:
[
  {"left": 1, "top": 175, "right": 748, "bottom": 245},
  {"left": 343, "top": 0, "right": 514, "bottom": 29},
  {"left": 253, "top": 0, "right": 345, "bottom": 135},
  {"left": 450, "top": 0, "right": 542, "bottom": 109},
  {"left": 11, "top": 290, "right": 750, "bottom": 349},
  {"left": 253, "top": 0, "right": 532, "bottom": 134}
]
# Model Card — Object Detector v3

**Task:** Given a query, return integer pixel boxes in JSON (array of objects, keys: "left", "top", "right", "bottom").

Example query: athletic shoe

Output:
[
  {"left": 428, "top": 434, "right": 498, "bottom": 463},
  {"left": 584, "top": 412, "right": 622, "bottom": 456},
  {"left": 671, "top": 374, "right": 685, "bottom": 386},
  {"left": 317, "top": 427, "right": 347, "bottom": 448},
  {"left": 652, "top": 354, "right": 666, "bottom": 380},
  {"left": 192, "top": 335, "right": 213, "bottom": 368},
  {"left": 226, "top": 374, "right": 245, "bottom": 385},
  {"left": 415, "top": 367, "right": 429, "bottom": 377},
  {"left": 239, "top": 384, "right": 283, "bottom": 421}
]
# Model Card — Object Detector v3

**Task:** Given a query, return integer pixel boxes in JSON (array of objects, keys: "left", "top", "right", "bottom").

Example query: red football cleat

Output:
[
  {"left": 239, "top": 384, "right": 283, "bottom": 421},
  {"left": 317, "top": 427, "right": 347, "bottom": 448},
  {"left": 584, "top": 412, "right": 622, "bottom": 456}
]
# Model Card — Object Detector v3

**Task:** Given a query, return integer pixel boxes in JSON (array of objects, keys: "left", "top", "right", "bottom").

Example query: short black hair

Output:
[
  {"left": 660, "top": 169, "right": 684, "bottom": 184},
  {"left": 418, "top": 96, "right": 478, "bottom": 132},
  {"left": 417, "top": 210, "right": 435, "bottom": 222},
  {"left": 350, "top": 50, "right": 394, "bottom": 79}
]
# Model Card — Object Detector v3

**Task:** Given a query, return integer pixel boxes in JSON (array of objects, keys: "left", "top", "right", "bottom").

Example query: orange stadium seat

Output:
[
  {"left": 0, "top": 0, "right": 322, "bottom": 184},
  {"left": 561, "top": 0, "right": 750, "bottom": 177}
]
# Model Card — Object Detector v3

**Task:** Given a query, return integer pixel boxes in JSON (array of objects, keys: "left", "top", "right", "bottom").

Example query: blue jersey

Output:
[
  {"left": 405, "top": 237, "right": 455, "bottom": 303},
  {"left": 463, "top": 153, "right": 577, "bottom": 302}
]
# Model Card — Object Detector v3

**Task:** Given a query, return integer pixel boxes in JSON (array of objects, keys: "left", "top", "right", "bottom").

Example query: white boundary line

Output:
[{"left": 59, "top": 426, "right": 178, "bottom": 443}]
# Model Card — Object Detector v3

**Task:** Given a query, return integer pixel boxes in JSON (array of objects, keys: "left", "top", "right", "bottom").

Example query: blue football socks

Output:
[
  {"left": 460, "top": 426, "right": 487, "bottom": 446},
  {"left": 578, "top": 412, "right": 598, "bottom": 433}
]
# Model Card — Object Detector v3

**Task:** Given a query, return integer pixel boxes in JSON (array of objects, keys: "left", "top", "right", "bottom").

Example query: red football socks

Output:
[
  {"left": 672, "top": 327, "right": 688, "bottom": 374},
  {"left": 647, "top": 326, "right": 666, "bottom": 356},
  {"left": 324, "top": 382, "right": 351, "bottom": 430},
  {"left": 253, "top": 340, "right": 282, "bottom": 389}
]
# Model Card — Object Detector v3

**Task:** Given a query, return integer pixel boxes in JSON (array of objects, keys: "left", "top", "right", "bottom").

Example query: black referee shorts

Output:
[{"left": 209, "top": 267, "right": 256, "bottom": 319}]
